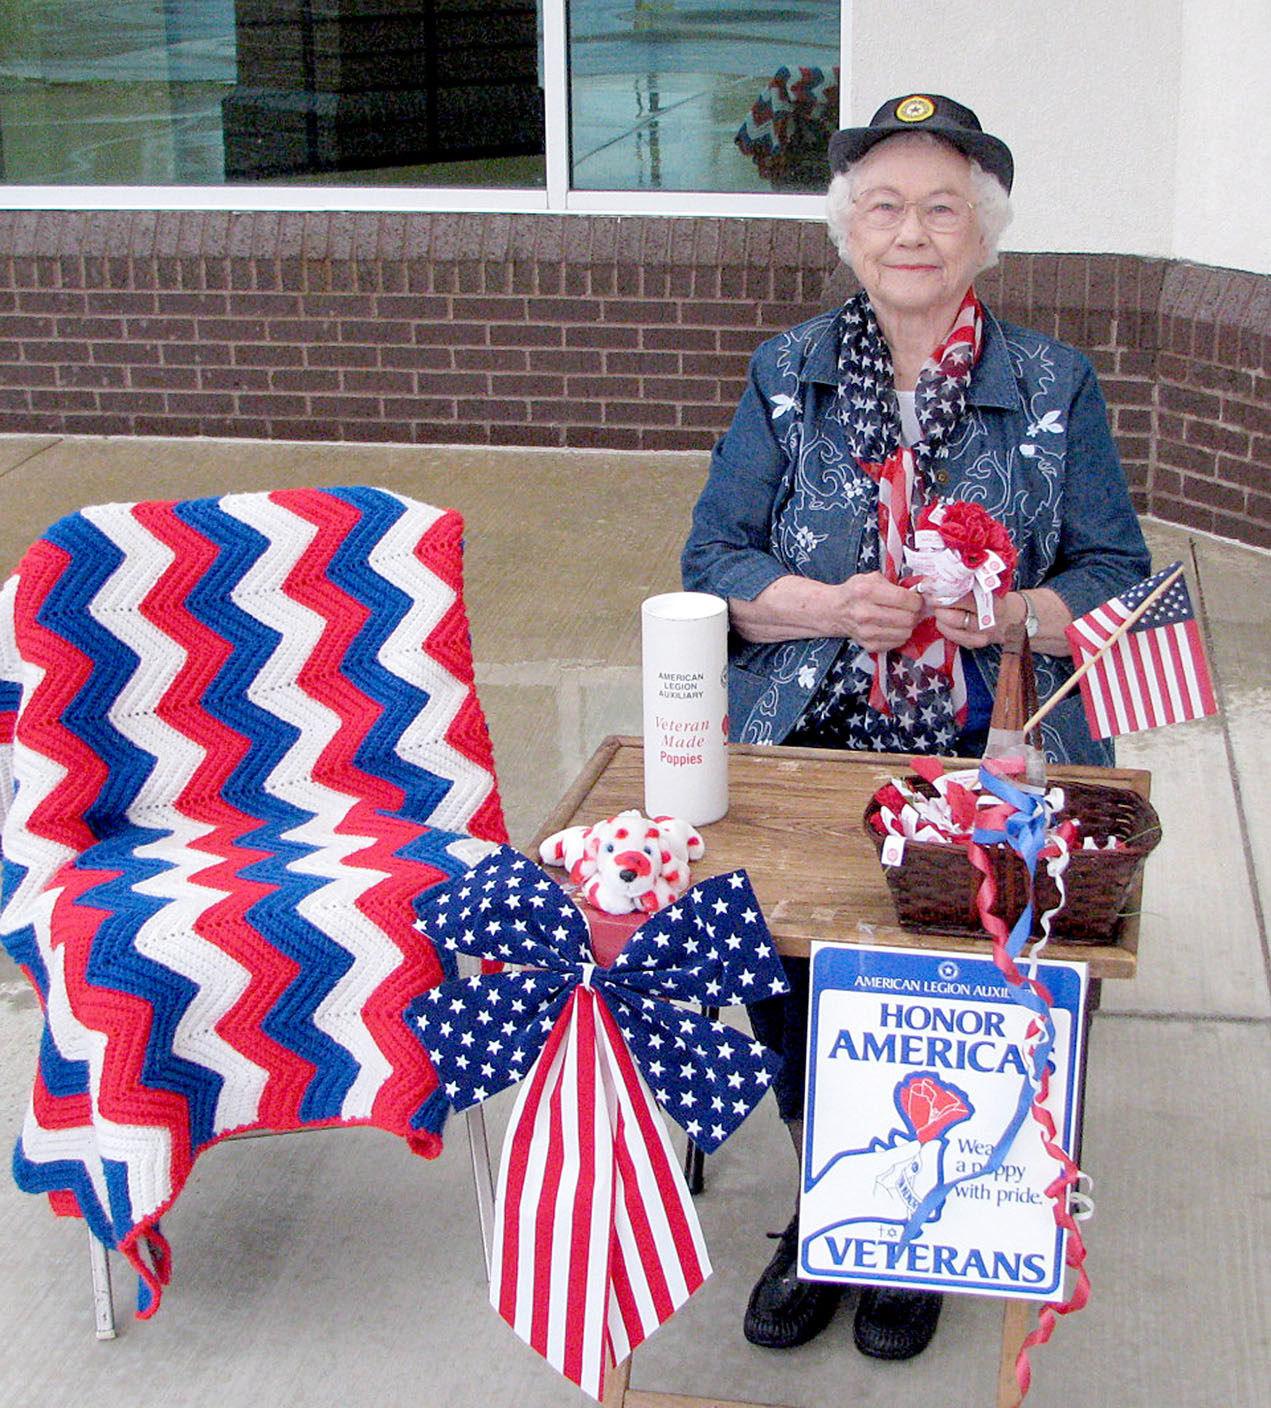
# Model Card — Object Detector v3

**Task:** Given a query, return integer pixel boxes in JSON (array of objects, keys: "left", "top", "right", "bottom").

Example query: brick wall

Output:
[
  {"left": 0, "top": 210, "right": 1266, "bottom": 549},
  {"left": 1152, "top": 263, "right": 1271, "bottom": 548}
]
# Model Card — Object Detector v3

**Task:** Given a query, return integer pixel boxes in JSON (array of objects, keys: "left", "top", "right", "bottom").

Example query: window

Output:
[
  {"left": 569, "top": 2, "right": 839, "bottom": 193},
  {"left": 0, "top": 0, "right": 844, "bottom": 210},
  {"left": 0, "top": 1, "right": 546, "bottom": 188},
  {"left": 0, "top": 1, "right": 238, "bottom": 184}
]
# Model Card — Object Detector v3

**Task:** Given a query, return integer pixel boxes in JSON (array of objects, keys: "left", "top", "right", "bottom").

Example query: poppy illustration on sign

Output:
[{"left": 801, "top": 1072, "right": 974, "bottom": 1262}]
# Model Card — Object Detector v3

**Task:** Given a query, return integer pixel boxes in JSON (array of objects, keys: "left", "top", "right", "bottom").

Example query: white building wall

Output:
[
  {"left": 1172, "top": 0, "right": 1271, "bottom": 276},
  {"left": 849, "top": 0, "right": 1269, "bottom": 276}
]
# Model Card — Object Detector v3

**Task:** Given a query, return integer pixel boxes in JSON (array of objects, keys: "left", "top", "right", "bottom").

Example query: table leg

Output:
[
  {"left": 602, "top": 1353, "right": 632, "bottom": 1407},
  {"left": 601, "top": 1294, "right": 1037, "bottom": 1408},
  {"left": 996, "top": 1299, "right": 1034, "bottom": 1408},
  {"left": 681, "top": 1006, "right": 719, "bottom": 1195},
  {"left": 683, "top": 1136, "right": 707, "bottom": 1194}
]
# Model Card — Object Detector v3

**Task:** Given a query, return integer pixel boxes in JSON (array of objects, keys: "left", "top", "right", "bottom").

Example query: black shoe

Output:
[
  {"left": 853, "top": 1285, "right": 943, "bottom": 1360},
  {"left": 743, "top": 1214, "right": 842, "bottom": 1349}
]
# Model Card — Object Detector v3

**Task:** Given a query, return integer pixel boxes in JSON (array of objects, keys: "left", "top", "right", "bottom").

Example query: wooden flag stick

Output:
[{"left": 1021, "top": 563, "right": 1186, "bottom": 735}]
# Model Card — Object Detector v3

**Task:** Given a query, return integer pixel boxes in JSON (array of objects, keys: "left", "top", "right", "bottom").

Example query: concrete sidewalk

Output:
[{"left": 0, "top": 434, "right": 1267, "bottom": 1408}]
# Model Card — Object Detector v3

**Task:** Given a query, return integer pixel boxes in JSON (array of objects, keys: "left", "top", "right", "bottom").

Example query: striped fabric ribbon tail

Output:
[{"left": 489, "top": 985, "right": 710, "bottom": 1401}]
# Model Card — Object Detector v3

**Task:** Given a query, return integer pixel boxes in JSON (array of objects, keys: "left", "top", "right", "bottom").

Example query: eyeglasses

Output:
[{"left": 852, "top": 189, "right": 976, "bottom": 234}]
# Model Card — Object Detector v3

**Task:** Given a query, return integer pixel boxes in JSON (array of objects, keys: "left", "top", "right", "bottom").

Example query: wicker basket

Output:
[
  {"left": 863, "top": 624, "right": 1161, "bottom": 944},
  {"left": 863, "top": 776, "right": 1161, "bottom": 943}
]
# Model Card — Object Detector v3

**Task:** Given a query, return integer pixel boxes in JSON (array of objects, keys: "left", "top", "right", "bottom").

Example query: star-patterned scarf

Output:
[{"left": 803, "top": 287, "right": 983, "bottom": 752}]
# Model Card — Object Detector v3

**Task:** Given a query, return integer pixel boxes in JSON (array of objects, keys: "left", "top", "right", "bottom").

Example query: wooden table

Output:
[
  {"left": 531, "top": 736, "right": 1152, "bottom": 1408},
  {"left": 535, "top": 736, "right": 1147, "bottom": 978}
]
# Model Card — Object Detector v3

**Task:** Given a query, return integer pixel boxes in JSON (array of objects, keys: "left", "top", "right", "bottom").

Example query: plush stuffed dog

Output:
[{"left": 538, "top": 809, "right": 705, "bottom": 915}]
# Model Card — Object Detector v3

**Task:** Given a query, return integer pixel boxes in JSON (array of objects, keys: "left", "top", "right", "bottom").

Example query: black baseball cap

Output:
[{"left": 828, "top": 94, "right": 1014, "bottom": 193}]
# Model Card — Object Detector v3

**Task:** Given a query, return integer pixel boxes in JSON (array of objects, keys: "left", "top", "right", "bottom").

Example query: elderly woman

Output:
[{"left": 682, "top": 95, "right": 1150, "bottom": 1360}]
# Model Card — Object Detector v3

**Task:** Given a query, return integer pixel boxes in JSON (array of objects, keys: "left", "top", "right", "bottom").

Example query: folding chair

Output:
[{"left": 0, "top": 487, "right": 507, "bottom": 1334}]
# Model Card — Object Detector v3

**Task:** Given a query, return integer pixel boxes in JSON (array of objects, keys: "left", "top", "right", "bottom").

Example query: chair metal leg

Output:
[
  {"left": 456, "top": 949, "right": 499, "bottom": 1282},
  {"left": 88, "top": 1231, "right": 116, "bottom": 1339},
  {"left": 87, "top": 1106, "right": 499, "bottom": 1334},
  {"left": 465, "top": 1104, "right": 498, "bottom": 1282}
]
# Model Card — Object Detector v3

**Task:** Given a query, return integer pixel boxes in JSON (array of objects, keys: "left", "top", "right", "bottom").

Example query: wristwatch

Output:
[{"left": 1020, "top": 591, "right": 1040, "bottom": 639}]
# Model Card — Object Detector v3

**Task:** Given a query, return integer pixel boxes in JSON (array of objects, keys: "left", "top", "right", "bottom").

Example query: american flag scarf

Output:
[
  {"left": 834, "top": 288, "right": 984, "bottom": 733},
  {"left": 411, "top": 847, "right": 787, "bottom": 1400}
]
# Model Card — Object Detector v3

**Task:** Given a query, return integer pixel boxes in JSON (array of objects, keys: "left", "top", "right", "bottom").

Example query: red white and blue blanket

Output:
[{"left": 0, "top": 486, "right": 506, "bottom": 1313}]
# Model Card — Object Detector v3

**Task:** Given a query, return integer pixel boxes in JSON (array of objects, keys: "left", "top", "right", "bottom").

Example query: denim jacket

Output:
[{"left": 681, "top": 303, "right": 1151, "bottom": 766}]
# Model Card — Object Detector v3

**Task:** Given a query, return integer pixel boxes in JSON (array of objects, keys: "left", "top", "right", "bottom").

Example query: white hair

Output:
[{"left": 825, "top": 131, "right": 1014, "bottom": 274}]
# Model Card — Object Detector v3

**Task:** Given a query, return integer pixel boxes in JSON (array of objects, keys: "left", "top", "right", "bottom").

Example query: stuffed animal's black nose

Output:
[{"left": 619, "top": 867, "right": 638, "bottom": 883}]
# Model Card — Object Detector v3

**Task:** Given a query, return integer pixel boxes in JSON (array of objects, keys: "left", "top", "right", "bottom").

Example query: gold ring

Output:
[{"left": 963, "top": 609, "right": 972, "bottom": 627}]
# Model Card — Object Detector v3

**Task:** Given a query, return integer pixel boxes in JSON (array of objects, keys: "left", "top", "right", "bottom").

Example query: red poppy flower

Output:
[{"left": 918, "top": 501, "right": 1018, "bottom": 594}]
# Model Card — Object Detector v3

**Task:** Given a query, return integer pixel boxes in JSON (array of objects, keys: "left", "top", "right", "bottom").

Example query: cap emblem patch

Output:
[{"left": 896, "top": 95, "right": 936, "bottom": 123}]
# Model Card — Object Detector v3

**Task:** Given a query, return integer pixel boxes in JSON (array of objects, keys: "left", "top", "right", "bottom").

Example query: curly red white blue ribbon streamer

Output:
[{"left": 967, "top": 766, "right": 1090, "bottom": 1402}]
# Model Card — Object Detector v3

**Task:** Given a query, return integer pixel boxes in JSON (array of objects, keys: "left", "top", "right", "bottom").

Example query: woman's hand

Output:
[
  {"left": 729, "top": 571, "right": 923, "bottom": 651},
  {"left": 931, "top": 591, "right": 1003, "bottom": 649},
  {"left": 829, "top": 572, "right": 926, "bottom": 651},
  {"left": 933, "top": 588, "right": 1074, "bottom": 656}
]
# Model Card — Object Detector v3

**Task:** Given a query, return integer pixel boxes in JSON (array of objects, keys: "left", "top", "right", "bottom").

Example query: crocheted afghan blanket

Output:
[{"left": 0, "top": 486, "right": 507, "bottom": 1314}]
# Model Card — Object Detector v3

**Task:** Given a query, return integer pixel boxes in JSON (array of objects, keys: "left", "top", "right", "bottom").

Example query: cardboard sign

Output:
[{"left": 798, "top": 942, "right": 1087, "bottom": 1301}]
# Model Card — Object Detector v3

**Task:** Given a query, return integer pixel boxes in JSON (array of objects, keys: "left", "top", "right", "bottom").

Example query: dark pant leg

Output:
[{"left": 746, "top": 955, "right": 811, "bottom": 1123}]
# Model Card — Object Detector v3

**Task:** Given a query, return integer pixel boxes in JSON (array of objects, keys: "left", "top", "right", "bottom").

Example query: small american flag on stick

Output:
[{"left": 1063, "top": 563, "right": 1218, "bottom": 740}]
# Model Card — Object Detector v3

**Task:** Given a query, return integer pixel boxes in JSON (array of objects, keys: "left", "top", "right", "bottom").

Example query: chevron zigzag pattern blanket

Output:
[{"left": 0, "top": 486, "right": 507, "bottom": 1315}]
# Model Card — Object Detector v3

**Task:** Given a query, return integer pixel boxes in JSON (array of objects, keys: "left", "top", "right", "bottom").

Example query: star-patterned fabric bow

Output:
[{"left": 409, "top": 846, "right": 788, "bottom": 1400}]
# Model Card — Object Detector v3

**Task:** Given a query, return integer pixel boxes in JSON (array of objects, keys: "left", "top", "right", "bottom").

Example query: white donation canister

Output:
[{"left": 641, "top": 591, "right": 729, "bottom": 825}]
